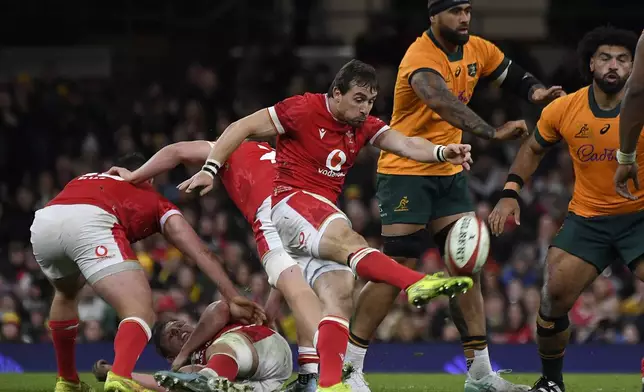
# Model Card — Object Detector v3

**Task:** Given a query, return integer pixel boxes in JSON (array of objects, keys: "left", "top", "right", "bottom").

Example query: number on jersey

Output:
[{"left": 258, "top": 145, "right": 276, "bottom": 164}]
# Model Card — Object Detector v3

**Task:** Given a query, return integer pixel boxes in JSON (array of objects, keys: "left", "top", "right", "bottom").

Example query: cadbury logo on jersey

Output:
[{"left": 576, "top": 144, "right": 616, "bottom": 162}]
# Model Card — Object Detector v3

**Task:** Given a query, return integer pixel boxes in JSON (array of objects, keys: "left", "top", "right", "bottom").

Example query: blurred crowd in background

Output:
[{"left": 0, "top": 1, "right": 643, "bottom": 346}]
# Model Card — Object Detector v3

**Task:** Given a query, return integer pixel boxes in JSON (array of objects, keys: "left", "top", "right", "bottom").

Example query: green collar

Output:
[
  {"left": 426, "top": 28, "right": 463, "bottom": 62},
  {"left": 588, "top": 85, "right": 620, "bottom": 118}
]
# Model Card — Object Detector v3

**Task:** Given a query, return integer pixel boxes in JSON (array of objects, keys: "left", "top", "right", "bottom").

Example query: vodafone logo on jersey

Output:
[
  {"left": 94, "top": 245, "right": 112, "bottom": 259},
  {"left": 318, "top": 168, "right": 346, "bottom": 177},
  {"left": 318, "top": 149, "right": 347, "bottom": 178}
]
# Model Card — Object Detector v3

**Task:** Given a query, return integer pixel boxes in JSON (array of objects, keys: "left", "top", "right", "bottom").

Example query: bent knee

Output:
[
  {"left": 315, "top": 271, "right": 355, "bottom": 316},
  {"left": 325, "top": 219, "right": 368, "bottom": 249}
]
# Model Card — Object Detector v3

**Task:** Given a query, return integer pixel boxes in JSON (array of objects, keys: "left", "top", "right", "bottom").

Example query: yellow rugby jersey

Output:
[
  {"left": 378, "top": 29, "right": 506, "bottom": 176},
  {"left": 536, "top": 86, "right": 644, "bottom": 217}
]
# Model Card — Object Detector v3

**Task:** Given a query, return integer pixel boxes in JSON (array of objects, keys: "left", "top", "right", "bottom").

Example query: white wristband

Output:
[
  {"left": 433, "top": 145, "right": 446, "bottom": 162},
  {"left": 616, "top": 150, "right": 636, "bottom": 165}
]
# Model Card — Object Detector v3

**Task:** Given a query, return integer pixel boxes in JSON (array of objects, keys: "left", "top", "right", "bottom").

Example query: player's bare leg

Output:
[
  {"left": 318, "top": 218, "right": 470, "bottom": 391},
  {"left": 529, "top": 247, "right": 598, "bottom": 392},
  {"left": 432, "top": 213, "right": 528, "bottom": 391},
  {"left": 91, "top": 266, "right": 156, "bottom": 392},
  {"left": 318, "top": 219, "right": 472, "bottom": 307},
  {"left": 308, "top": 270, "right": 355, "bottom": 390},
  {"left": 49, "top": 273, "right": 95, "bottom": 392},
  {"left": 346, "top": 223, "right": 424, "bottom": 391},
  {"left": 276, "top": 266, "right": 321, "bottom": 391}
]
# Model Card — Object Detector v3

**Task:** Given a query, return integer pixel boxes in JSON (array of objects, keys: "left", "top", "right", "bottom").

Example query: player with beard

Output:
[
  {"left": 489, "top": 27, "right": 642, "bottom": 392},
  {"left": 345, "top": 1, "right": 564, "bottom": 391}
]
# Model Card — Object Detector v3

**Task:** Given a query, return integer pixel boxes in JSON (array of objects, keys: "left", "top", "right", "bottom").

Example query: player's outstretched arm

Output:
[
  {"left": 410, "top": 70, "right": 495, "bottom": 139},
  {"left": 127, "top": 141, "right": 215, "bottom": 183},
  {"left": 163, "top": 215, "right": 266, "bottom": 322},
  {"left": 163, "top": 215, "right": 266, "bottom": 326},
  {"left": 410, "top": 71, "right": 528, "bottom": 141},
  {"left": 171, "top": 300, "right": 232, "bottom": 371},
  {"left": 372, "top": 128, "right": 473, "bottom": 169},
  {"left": 488, "top": 131, "right": 551, "bottom": 235},
  {"left": 619, "top": 32, "right": 644, "bottom": 156},
  {"left": 163, "top": 214, "right": 240, "bottom": 300},
  {"left": 491, "top": 60, "right": 565, "bottom": 105},
  {"left": 207, "top": 109, "right": 277, "bottom": 164},
  {"left": 179, "top": 110, "right": 278, "bottom": 196}
]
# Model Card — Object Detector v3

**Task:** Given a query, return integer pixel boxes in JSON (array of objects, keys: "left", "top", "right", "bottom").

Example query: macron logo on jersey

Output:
[{"left": 319, "top": 128, "right": 327, "bottom": 139}]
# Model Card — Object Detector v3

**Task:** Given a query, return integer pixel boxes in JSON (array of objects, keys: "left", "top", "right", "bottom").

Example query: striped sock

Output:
[
  {"left": 346, "top": 332, "right": 370, "bottom": 371},
  {"left": 462, "top": 336, "right": 491, "bottom": 380},
  {"left": 298, "top": 346, "right": 319, "bottom": 374}
]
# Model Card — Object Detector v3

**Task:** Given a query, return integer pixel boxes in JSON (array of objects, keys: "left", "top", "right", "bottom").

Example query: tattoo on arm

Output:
[{"left": 411, "top": 71, "right": 496, "bottom": 140}]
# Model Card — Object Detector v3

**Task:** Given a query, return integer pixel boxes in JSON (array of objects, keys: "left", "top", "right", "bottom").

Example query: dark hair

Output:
[
  {"left": 327, "top": 59, "right": 379, "bottom": 96},
  {"left": 114, "top": 152, "right": 147, "bottom": 171},
  {"left": 577, "top": 26, "right": 639, "bottom": 81},
  {"left": 151, "top": 321, "right": 171, "bottom": 358}
]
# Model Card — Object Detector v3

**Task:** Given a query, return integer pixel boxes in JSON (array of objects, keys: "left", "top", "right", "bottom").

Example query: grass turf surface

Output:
[{"left": 0, "top": 373, "right": 639, "bottom": 391}]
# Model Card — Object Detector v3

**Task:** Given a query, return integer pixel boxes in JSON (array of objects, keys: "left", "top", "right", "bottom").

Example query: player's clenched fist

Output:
[
  {"left": 178, "top": 170, "right": 215, "bottom": 196},
  {"left": 494, "top": 120, "right": 529, "bottom": 141},
  {"left": 443, "top": 144, "right": 474, "bottom": 170}
]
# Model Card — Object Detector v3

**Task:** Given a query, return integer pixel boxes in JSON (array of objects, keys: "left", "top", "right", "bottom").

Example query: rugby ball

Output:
[{"left": 444, "top": 216, "right": 490, "bottom": 275}]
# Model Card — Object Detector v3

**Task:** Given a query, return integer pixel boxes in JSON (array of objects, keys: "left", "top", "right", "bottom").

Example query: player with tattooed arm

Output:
[{"left": 345, "top": 1, "right": 564, "bottom": 391}]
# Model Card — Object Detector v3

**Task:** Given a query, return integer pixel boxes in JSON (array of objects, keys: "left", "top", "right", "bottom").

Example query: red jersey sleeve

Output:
[
  {"left": 158, "top": 196, "right": 182, "bottom": 233},
  {"left": 267, "top": 94, "right": 309, "bottom": 135},
  {"left": 365, "top": 116, "right": 391, "bottom": 145}
]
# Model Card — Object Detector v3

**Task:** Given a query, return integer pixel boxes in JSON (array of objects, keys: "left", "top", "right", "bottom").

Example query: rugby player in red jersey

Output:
[
  {"left": 109, "top": 140, "right": 322, "bottom": 391},
  {"left": 179, "top": 60, "right": 475, "bottom": 391},
  {"left": 30, "top": 153, "right": 264, "bottom": 392},
  {"left": 93, "top": 299, "right": 292, "bottom": 392}
]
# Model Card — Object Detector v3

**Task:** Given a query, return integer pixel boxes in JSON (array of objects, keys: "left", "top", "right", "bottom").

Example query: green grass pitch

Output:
[{"left": 0, "top": 372, "right": 639, "bottom": 392}]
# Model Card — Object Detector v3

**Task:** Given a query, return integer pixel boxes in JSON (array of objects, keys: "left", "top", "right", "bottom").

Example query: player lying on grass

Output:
[{"left": 93, "top": 299, "right": 292, "bottom": 392}]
